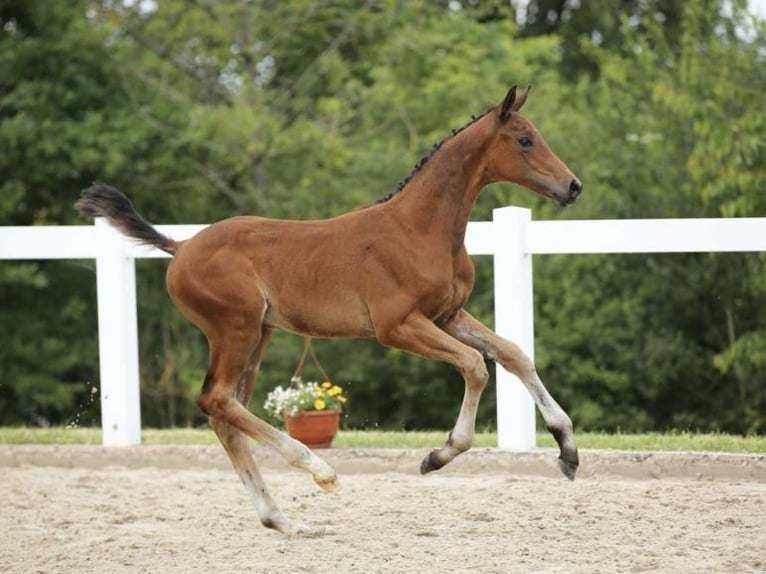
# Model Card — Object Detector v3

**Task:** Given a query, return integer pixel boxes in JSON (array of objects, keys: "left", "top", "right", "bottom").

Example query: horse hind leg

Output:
[
  {"left": 206, "top": 330, "right": 301, "bottom": 534},
  {"left": 198, "top": 326, "right": 338, "bottom": 497},
  {"left": 172, "top": 274, "right": 337, "bottom": 532}
]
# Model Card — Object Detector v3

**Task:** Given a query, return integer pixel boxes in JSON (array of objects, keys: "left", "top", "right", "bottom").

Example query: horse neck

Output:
[{"left": 385, "top": 118, "right": 494, "bottom": 249}]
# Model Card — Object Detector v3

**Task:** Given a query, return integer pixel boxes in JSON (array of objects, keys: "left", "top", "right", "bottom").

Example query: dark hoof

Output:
[
  {"left": 420, "top": 451, "right": 446, "bottom": 475},
  {"left": 558, "top": 456, "right": 578, "bottom": 481}
]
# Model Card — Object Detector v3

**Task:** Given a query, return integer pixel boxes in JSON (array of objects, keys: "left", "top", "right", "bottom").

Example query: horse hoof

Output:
[
  {"left": 305, "top": 456, "right": 339, "bottom": 491},
  {"left": 314, "top": 471, "right": 339, "bottom": 492},
  {"left": 262, "top": 515, "right": 310, "bottom": 536},
  {"left": 420, "top": 450, "right": 445, "bottom": 474},
  {"left": 558, "top": 457, "right": 578, "bottom": 481}
]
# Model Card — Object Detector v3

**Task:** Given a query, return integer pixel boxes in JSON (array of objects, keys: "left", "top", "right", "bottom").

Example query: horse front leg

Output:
[
  {"left": 442, "top": 309, "right": 579, "bottom": 480},
  {"left": 375, "top": 312, "right": 489, "bottom": 474}
]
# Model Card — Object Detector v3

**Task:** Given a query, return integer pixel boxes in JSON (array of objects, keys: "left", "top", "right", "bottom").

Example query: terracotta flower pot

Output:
[{"left": 285, "top": 409, "right": 341, "bottom": 449}]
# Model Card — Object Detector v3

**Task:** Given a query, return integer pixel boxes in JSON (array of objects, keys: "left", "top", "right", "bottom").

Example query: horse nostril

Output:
[{"left": 569, "top": 179, "right": 582, "bottom": 196}]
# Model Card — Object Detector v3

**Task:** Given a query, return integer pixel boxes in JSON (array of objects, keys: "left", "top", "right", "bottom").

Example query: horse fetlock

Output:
[
  {"left": 546, "top": 415, "right": 574, "bottom": 445},
  {"left": 447, "top": 429, "right": 472, "bottom": 454},
  {"left": 546, "top": 419, "right": 578, "bottom": 480}
]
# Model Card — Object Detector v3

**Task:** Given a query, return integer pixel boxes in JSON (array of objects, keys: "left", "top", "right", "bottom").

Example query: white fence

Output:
[{"left": 3, "top": 207, "right": 766, "bottom": 449}]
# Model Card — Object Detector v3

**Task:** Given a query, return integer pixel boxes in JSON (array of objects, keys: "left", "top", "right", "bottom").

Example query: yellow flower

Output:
[
  {"left": 314, "top": 399, "right": 326, "bottom": 410},
  {"left": 321, "top": 381, "right": 333, "bottom": 389},
  {"left": 338, "top": 396, "right": 347, "bottom": 404},
  {"left": 329, "top": 385, "right": 343, "bottom": 396}
]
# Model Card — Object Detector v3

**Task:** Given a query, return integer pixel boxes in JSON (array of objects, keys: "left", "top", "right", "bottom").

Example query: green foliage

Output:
[
  {"left": 520, "top": 0, "right": 685, "bottom": 81},
  {"left": 1, "top": 0, "right": 764, "bottom": 435},
  {"left": 528, "top": 0, "right": 766, "bottom": 433},
  {"left": 0, "top": 261, "right": 98, "bottom": 426}
]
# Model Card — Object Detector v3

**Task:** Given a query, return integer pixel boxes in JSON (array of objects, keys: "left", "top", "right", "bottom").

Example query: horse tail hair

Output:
[{"left": 75, "top": 183, "right": 180, "bottom": 256}]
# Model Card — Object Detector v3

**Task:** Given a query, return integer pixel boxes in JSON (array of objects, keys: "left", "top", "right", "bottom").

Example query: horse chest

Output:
[{"left": 416, "top": 251, "right": 474, "bottom": 318}]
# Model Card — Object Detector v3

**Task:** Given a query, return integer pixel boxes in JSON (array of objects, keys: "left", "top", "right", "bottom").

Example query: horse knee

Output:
[
  {"left": 464, "top": 352, "right": 488, "bottom": 390},
  {"left": 499, "top": 343, "right": 535, "bottom": 380}
]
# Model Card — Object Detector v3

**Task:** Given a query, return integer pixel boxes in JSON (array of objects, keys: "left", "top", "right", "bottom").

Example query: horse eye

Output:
[{"left": 518, "top": 136, "right": 533, "bottom": 149}]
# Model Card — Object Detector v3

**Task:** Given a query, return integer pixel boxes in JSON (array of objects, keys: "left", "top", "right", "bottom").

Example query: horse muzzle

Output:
[{"left": 553, "top": 179, "right": 583, "bottom": 207}]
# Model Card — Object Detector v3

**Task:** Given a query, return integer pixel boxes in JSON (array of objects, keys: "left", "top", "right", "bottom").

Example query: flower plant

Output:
[{"left": 264, "top": 377, "right": 347, "bottom": 419}]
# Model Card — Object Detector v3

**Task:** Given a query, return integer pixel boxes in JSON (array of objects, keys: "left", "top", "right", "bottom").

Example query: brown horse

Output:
[{"left": 76, "top": 85, "right": 582, "bottom": 535}]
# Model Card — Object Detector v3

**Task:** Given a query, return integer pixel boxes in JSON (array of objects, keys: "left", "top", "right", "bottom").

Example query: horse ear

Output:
[
  {"left": 512, "top": 85, "right": 531, "bottom": 113},
  {"left": 499, "top": 85, "right": 517, "bottom": 121}
]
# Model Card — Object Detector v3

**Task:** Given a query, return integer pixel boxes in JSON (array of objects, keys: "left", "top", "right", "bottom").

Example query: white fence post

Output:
[
  {"left": 492, "top": 207, "right": 536, "bottom": 449},
  {"left": 95, "top": 219, "right": 141, "bottom": 446}
]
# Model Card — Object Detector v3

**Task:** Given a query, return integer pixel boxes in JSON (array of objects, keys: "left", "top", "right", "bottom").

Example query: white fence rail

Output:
[{"left": 3, "top": 207, "right": 766, "bottom": 449}]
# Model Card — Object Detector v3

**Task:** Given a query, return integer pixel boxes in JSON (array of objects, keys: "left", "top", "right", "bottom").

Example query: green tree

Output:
[
  {"left": 520, "top": 0, "right": 685, "bottom": 80},
  {"left": 0, "top": 1, "right": 127, "bottom": 425},
  {"left": 525, "top": 0, "right": 766, "bottom": 433}
]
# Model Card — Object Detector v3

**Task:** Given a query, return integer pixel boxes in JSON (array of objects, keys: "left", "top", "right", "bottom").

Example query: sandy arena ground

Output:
[{"left": 1, "top": 446, "right": 764, "bottom": 574}]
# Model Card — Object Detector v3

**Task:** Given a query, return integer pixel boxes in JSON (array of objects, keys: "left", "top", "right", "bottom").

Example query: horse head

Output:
[{"left": 488, "top": 85, "right": 582, "bottom": 207}]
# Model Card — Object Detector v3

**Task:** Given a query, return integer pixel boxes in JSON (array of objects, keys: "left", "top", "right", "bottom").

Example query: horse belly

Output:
[{"left": 263, "top": 294, "right": 374, "bottom": 338}]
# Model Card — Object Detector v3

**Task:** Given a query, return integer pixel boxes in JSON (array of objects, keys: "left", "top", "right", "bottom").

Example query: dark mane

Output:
[{"left": 374, "top": 107, "right": 494, "bottom": 205}]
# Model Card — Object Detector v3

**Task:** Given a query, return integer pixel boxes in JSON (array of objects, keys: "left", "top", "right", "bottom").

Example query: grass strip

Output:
[{"left": 0, "top": 427, "right": 763, "bottom": 453}]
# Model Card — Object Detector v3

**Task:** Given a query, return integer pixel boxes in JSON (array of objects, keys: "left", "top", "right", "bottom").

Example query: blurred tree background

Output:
[{"left": 0, "top": 0, "right": 764, "bottom": 434}]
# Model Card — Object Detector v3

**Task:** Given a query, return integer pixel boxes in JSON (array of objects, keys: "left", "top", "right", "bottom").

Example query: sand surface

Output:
[{"left": 1, "top": 446, "right": 764, "bottom": 573}]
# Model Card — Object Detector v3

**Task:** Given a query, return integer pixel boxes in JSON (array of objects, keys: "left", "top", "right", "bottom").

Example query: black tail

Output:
[{"left": 75, "top": 183, "right": 178, "bottom": 255}]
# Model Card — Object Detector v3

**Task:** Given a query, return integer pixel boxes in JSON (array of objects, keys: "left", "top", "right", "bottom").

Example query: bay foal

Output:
[{"left": 77, "top": 85, "right": 582, "bottom": 535}]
